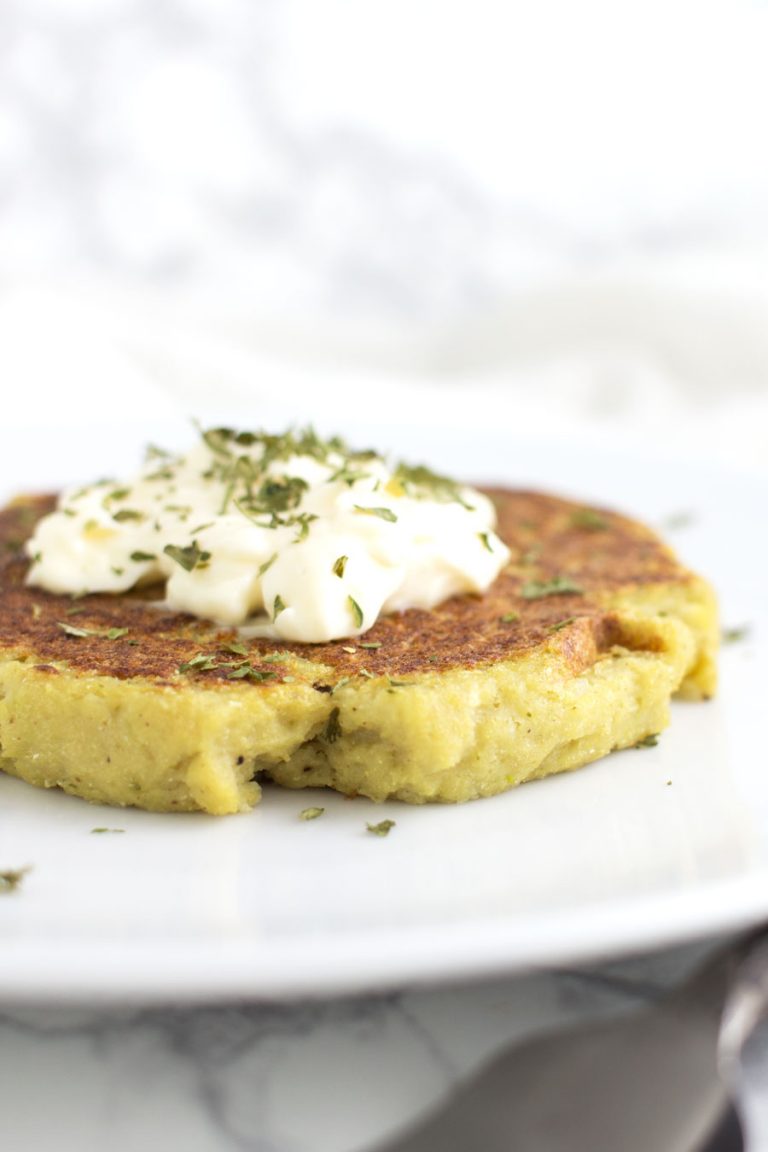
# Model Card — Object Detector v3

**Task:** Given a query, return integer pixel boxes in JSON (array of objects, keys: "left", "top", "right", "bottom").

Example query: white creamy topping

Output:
[{"left": 26, "top": 429, "right": 510, "bottom": 643}]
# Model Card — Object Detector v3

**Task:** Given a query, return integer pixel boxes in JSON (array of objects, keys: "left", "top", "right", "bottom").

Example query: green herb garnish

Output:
[
  {"left": 635, "top": 734, "right": 659, "bottom": 749},
  {"left": 226, "top": 665, "right": 277, "bottom": 682},
  {"left": 328, "top": 464, "right": 370, "bottom": 486},
  {"left": 722, "top": 625, "right": 751, "bottom": 645},
  {"left": 353, "top": 505, "right": 398, "bottom": 523},
  {"left": 348, "top": 596, "right": 364, "bottom": 629},
  {"left": 547, "top": 617, "right": 576, "bottom": 633},
  {"left": 299, "top": 807, "right": 325, "bottom": 821},
  {"left": 254, "top": 476, "right": 308, "bottom": 514},
  {"left": 500, "top": 611, "right": 520, "bottom": 623},
  {"left": 178, "top": 653, "right": 220, "bottom": 674},
  {"left": 521, "top": 577, "right": 584, "bottom": 600},
  {"left": 366, "top": 819, "right": 395, "bottom": 837},
  {"left": 163, "top": 541, "right": 211, "bottom": 572},
  {"left": 258, "top": 553, "right": 277, "bottom": 578},
  {"left": 56, "top": 622, "right": 128, "bottom": 640},
  {"left": 229, "top": 470, "right": 310, "bottom": 520},
  {"left": 333, "top": 555, "right": 348, "bottom": 578},
  {"left": 478, "top": 532, "right": 494, "bottom": 553},
  {"left": 273, "top": 594, "right": 286, "bottom": 620},
  {"left": 130, "top": 551, "right": 156, "bottom": 562},
  {"left": 323, "top": 707, "right": 342, "bottom": 743},
  {"left": 223, "top": 641, "right": 250, "bottom": 657},
  {"left": 393, "top": 462, "right": 471, "bottom": 507},
  {"left": 570, "top": 508, "right": 608, "bottom": 530},
  {"left": 0, "top": 867, "right": 30, "bottom": 893},
  {"left": 112, "top": 508, "right": 144, "bottom": 523},
  {"left": 290, "top": 512, "right": 317, "bottom": 541}
]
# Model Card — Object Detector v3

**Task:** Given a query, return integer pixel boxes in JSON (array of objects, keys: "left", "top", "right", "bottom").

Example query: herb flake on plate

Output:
[
  {"left": 366, "top": 819, "right": 396, "bottom": 837},
  {"left": 0, "top": 867, "right": 30, "bottom": 894},
  {"left": 635, "top": 734, "right": 660, "bottom": 749}
]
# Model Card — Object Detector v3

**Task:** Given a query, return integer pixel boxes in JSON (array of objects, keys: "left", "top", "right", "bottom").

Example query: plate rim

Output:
[{"left": 2, "top": 869, "right": 768, "bottom": 1004}]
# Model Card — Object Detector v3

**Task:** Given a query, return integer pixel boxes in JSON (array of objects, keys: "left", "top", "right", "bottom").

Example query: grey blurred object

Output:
[{"left": 371, "top": 935, "right": 768, "bottom": 1152}]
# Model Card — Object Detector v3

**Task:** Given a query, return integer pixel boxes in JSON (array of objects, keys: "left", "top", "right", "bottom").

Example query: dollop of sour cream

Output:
[{"left": 26, "top": 428, "right": 510, "bottom": 643}]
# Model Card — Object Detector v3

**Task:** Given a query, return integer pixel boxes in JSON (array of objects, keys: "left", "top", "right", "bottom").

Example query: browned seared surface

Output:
[{"left": 0, "top": 490, "right": 692, "bottom": 686}]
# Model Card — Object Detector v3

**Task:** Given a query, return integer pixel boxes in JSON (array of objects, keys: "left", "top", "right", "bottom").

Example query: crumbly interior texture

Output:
[
  {"left": 0, "top": 581, "right": 717, "bottom": 814},
  {"left": 269, "top": 588, "right": 715, "bottom": 803},
  {"left": 0, "top": 491, "right": 718, "bottom": 814}
]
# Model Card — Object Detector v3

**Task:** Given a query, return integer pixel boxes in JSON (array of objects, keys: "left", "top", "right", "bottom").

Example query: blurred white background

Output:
[{"left": 1, "top": 0, "right": 767, "bottom": 462}]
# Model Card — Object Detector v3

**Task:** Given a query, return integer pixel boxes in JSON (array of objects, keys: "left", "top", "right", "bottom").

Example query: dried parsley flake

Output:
[
  {"left": 348, "top": 596, "right": 364, "bottom": 629},
  {"left": 366, "top": 819, "right": 395, "bottom": 837},
  {"left": 570, "top": 508, "right": 608, "bottom": 531},
  {"left": 722, "top": 626, "right": 751, "bottom": 645},
  {"left": 0, "top": 867, "right": 30, "bottom": 893},
  {"left": 163, "top": 541, "right": 211, "bottom": 572},
  {"left": 547, "top": 617, "right": 576, "bottom": 633},
  {"left": 353, "top": 505, "right": 398, "bottom": 523},
  {"left": 521, "top": 577, "right": 584, "bottom": 600},
  {"left": 634, "top": 734, "right": 659, "bottom": 749},
  {"left": 56, "top": 622, "right": 129, "bottom": 640},
  {"left": 323, "top": 707, "right": 343, "bottom": 743}
]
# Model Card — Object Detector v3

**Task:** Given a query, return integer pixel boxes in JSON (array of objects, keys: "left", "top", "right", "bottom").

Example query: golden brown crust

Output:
[{"left": 0, "top": 489, "right": 695, "bottom": 686}]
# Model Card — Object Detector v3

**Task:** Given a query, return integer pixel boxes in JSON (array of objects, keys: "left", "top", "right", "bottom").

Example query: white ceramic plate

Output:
[{"left": 0, "top": 423, "right": 766, "bottom": 1003}]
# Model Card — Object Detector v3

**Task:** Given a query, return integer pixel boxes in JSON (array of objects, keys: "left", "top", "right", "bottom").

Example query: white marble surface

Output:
[{"left": 0, "top": 938, "right": 739, "bottom": 1152}]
